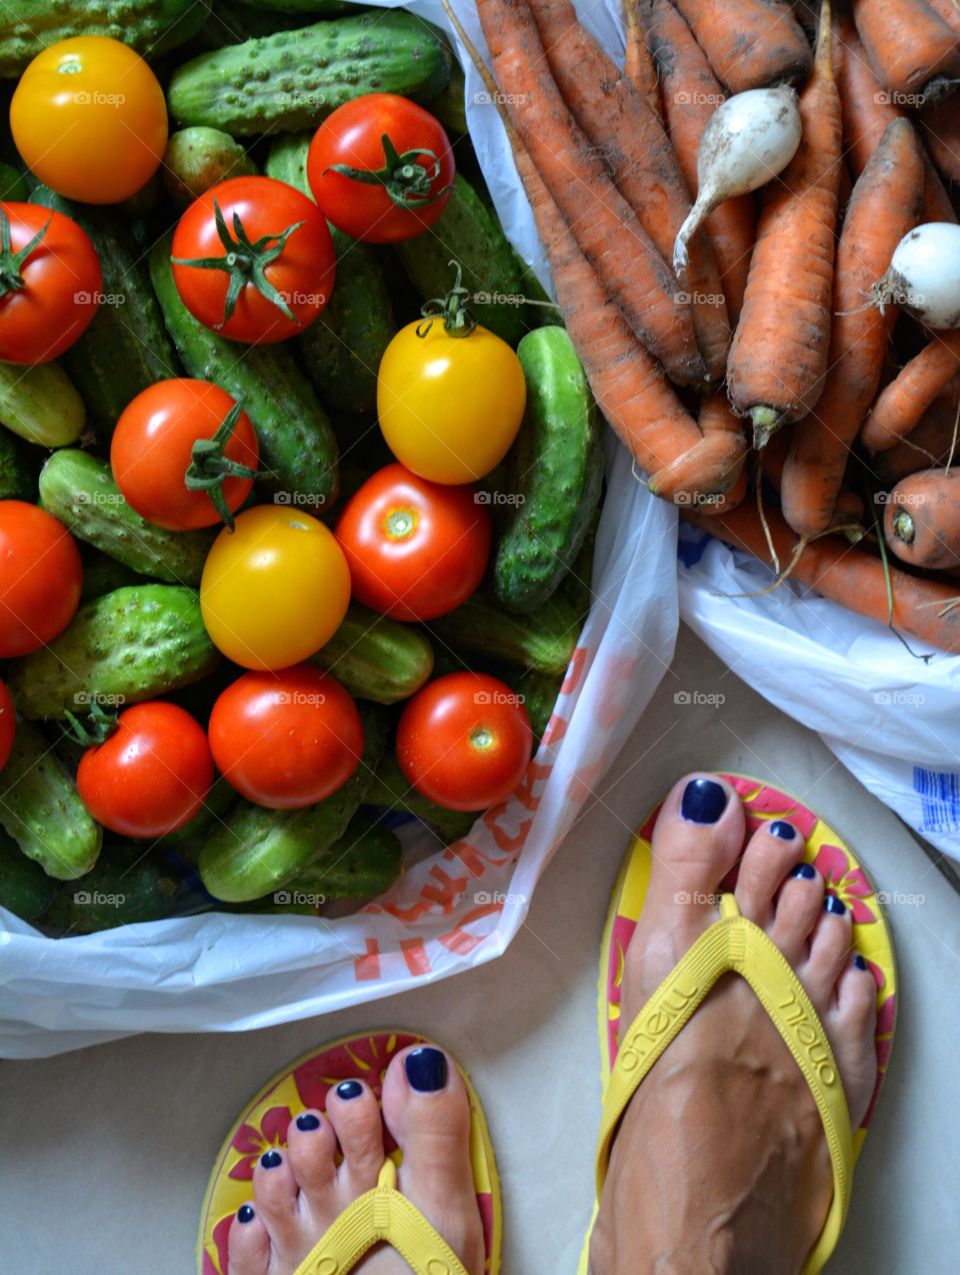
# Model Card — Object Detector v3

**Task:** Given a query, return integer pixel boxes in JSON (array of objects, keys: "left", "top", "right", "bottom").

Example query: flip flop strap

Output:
[
  {"left": 595, "top": 893, "right": 854, "bottom": 1275},
  {"left": 292, "top": 1159, "right": 468, "bottom": 1275}
]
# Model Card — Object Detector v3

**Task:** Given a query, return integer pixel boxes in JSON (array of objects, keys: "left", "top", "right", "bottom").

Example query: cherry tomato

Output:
[
  {"left": 307, "top": 93, "right": 454, "bottom": 244},
  {"left": 77, "top": 701, "right": 213, "bottom": 838},
  {"left": 209, "top": 665, "right": 362, "bottom": 809},
  {"left": 396, "top": 672, "right": 533, "bottom": 811},
  {"left": 171, "top": 176, "right": 335, "bottom": 344},
  {"left": 10, "top": 37, "right": 167, "bottom": 205},
  {"left": 377, "top": 319, "right": 526, "bottom": 483},
  {"left": 335, "top": 464, "right": 491, "bottom": 621},
  {"left": 200, "top": 505, "right": 351, "bottom": 671},
  {"left": 0, "top": 203, "right": 101, "bottom": 365},
  {"left": 0, "top": 678, "right": 15, "bottom": 773},
  {"left": 0, "top": 501, "right": 83, "bottom": 658},
  {"left": 111, "top": 379, "right": 258, "bottom": 531}
]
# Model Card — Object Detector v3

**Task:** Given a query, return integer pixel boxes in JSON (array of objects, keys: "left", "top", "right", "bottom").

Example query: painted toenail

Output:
[
  {"left": 405, "top": 1046, "right": 448, "bottom": 1092},
  {"left": 237, "top": 1205, "right": 255, "bottom": 1224},
  {"left": 824, "top": 895, "right": 846, "bottom": 916},
  {"left": 680, "top": 778, "right": 727, "bottom": 824},
  {"left": 769, "top": 820, "right": 797, "bottom": 840},
  {"left": 260, "top": 1150, "right": 283, "bottom": 1169},
  {"left": 790, "top": 862, "right": 816, "bottom": 879},
  {"left": 296, "top": 1113, "right": 321, "bottom": 1131},
  {"left": 336, "top": 1080, "right": 363, "bottom": 1100},
  {"left": 854, "top": 953, "right": 868, "bottom": 971}
]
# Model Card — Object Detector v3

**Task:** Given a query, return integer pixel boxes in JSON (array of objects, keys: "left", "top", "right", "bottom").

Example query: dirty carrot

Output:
[
  {"left": 920, "top": 95, "right": 960, "bottom": 181},
  {"left": 670, "top": 0, "right": 812, "bottom": 94},
  {"left": 872, "top": 390, "right": 960, "bottom": 484},
  {"left": 527, "top": 0, "right": 731, "bottom": 380},
  {"left": 862, "top": 331, "right": 960, "bottom": 452},
  {"left": 928, "top": 0, "right": 960, "bottom": 36},
  {"left": 648, "top": 390, "right": 748, "bottom": 502},
  {"left": 853, "top": 0, "right": 960, "bottom": 103},
  {"left": 475, "top": 0, "right": 705, "bottom": 386},
  {"left": 884, "top": 468, "right": 960, "bottom": 569},
  {"left": 781, "top": 118, "right": 925, "bottom": 538},
  {"left": 622, "top": 0, "right": 660, "bottom": 114},
  {"left": 727, "top": 1, "right": 843, "bottom": 448}
]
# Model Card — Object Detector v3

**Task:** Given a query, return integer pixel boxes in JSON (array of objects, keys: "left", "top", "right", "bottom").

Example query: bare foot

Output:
[
  {"left": 227, "top": 1045, "right": 485, "bottom": 1275},
  {"left": 590, "top": 774, "right": 878, "bottom": 1275}
]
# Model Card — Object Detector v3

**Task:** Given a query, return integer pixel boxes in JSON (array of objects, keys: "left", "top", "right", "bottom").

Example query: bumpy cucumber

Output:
[
  {"left": 312, "top": 603, "right": 434, "bottom": 705},
  {"left": 150, "top": 236, "right": 339, "bottom": 507},
  {"left": 0, "top": 0, "right": 208, "bottom": 76},
  {"left": 494, "top": 327, "right": 604, "bottom": 613},
  {"left": 559, "top": 501, "right": 601, "bottom": 621},
  {"left": 429, "top": 590, "right": 580, "bottom": 677},
  {"left": 39, "top": 450, "right": 214, "bottom": 587},
  {"left": 0, "top": 427, "right": 35, "bottom": 501},
  {"left": 395, "top": 174, "right": 527, "bottom": 347},
  {"left": 0, "top": 720, "right": 102, "bottom": 879},
  {"left": 169, "top": 12, "right": 453, "bottom": 136},
  {"left": 200, "top": 705, "right": 387, "bottom": 902},
  {"left": 515, "top": 669, "right": 563, "bottom": 745},
  {"left": 163, "top": 127, "right": 256, "bottom": 208},
  {"left": 43, "top": 849, "right": 180, "bottom": 933},
  {"left": 8, "top": 585, "right": 219, "bottom": 720},
  {"left": 365, "top": 754, "right": 476, "bottom": 843},
  {"left": 0, "top": 829, "right": 57, "bottom": 921},
  {"left": 0, "top": 359, "right": 85, "bottom": 447}
]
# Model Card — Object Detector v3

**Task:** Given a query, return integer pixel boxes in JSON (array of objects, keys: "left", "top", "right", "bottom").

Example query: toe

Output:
[
  {"left": 227, "top": 1204, "right": 271, "bottom": 1275},
  {"left": 827, "top": 958, "right": 879, "bottom": 1128},
  {"left": 285, "top": 1109, "right": 339, "bottom": 1205},
  {"left": 646, "top": 772, "right": 745, "bottom": 921},
  {"left": 735, "top": 819, "right": 806, "bottom": 927},
  {"left": 324, "top": 1079, "right": 385, "bottom": 1192},
  {"left": 769, "top": 862, "right": 825, "bottom": 963},
  {"left": 250, "top": 1149, "right": 301, "bottom": 1259},
  {"left": 802, "top": 897, "right": 855, "bottom": 1009}
]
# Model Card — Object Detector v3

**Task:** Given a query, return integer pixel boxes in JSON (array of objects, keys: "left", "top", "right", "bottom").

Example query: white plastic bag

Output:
[{"left": 0, "top": 1, "right": 679, "bottom": 1059}]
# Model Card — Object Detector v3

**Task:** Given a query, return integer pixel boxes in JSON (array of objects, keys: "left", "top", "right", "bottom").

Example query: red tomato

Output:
[
  {"left": 335, "top": 464, "right": 491, "bottom": 621},
  {"left": 171, "top": 176, "right": 335, "bottom": 344},
  {"left": 307, "top": 94, "right": 454, "bottom": 243},
  {"left": 208, "top": 665, "right": 363, "bottom": 809},
  {"left": 111, "top": 378, "right": 259, "bottom": 530},
  {"left": 0, "top": 677, "right": 15, "bottom": 772},
  {"left": 396, "top": 672, "right": 533, "bottom": 811},
  {"left": 0, "top": 203, "right": 101, "bottom": 364},
  {"left": 77, "top": 701, "right": 213, "bottom": 838},
  {"left": 0, "top": 501, "right": 83, "bottom": 658}
]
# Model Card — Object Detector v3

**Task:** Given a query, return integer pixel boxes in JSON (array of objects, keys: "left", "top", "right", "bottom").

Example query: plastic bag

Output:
[{"left": 0, "top": 0, "right": 680, "bottom": 1059}]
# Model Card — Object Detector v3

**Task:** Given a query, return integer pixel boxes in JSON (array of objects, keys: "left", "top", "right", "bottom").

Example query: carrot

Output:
[
  {"left": 623, "top": 0, "right": 661, "bottom": 113},
  {"left": 639, "top": 0, "right": 756, "bottom": 324},
  {"left": 475, "top": 0, "right": 706, "bottom": 387},
  {"left": 853, "top": 0, "right": 960, "bottom": 104},
  {"left": 884, "top": 468, "right": 960, "bottom": 568},
  {"left": 871, "top": 390, "right": 960, "bottom": 483},
  {"left": 648, "top": 390, "right": 747, "bottom": 501},
  {"left": 928, "top": 0, "right": 960, "bottom": 35},
  {"left": 682, "top": 500, "right": 960, "bottom": 652},
  {"left": 919, "top": 95, "right": 960, "bottom": 181},
  {"left": 669, "top": 0, "right": 812, "bottom": 94},
  {"left": 726, "top": 3, "right": 843, "bottom": 448},
  {"left": 526, "top": 0, "right": 731, "bottom": 380},
  {"left": 781, "top": 118, "right": 925, "bottom": 538},
  {"left": 861, "top": 331, "right": 960, "bottom": 452}
]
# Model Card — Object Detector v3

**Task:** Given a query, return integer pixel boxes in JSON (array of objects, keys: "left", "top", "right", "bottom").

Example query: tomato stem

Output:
[
  {"left": 417, "top": 260, "right": 477, "bottom": 338},
  {"left": 171, "top": 199, "right": 305, "bottom": 329},
  {"left": 185, "top": 395, "right": 258, "bottom": 531},
  {"left": 63, "top": 703, "right": 118, "bottom": 748},
  {"left": 0, "top": 207, "right": 53, "bottom": 299},
  {"left": 326, "top": 132, "right": 451, "bottom": 210}
]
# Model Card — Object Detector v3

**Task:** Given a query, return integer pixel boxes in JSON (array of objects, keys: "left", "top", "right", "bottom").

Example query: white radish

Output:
[
  {"left": 673, "top": 87, "right": 802, "bottom": 276},
  {"left": 872, "top": 223, "right": 960, "bottom": 330}
]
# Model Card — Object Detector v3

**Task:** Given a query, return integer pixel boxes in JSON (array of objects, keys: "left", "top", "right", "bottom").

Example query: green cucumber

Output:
[
  {"left": 0, "top": 359, "right": 85, "bottom": 447},
  {"left": 395, "top": 174, "right": 527, "bottom": 347},
  {"left": 514, "top": 669, "right": 563, "bottom": 744},
  {"left": 0, "top": 162, "right": 28, "bottom": 202},
  {"left": 8, "top": 585, "right": 219, "bottom": 721},
  {"left": 429, "top": 589, "right": 580, "bottom": 677},
  {"left": 312, "top": 603, "right": 433, "bottom": 705},
  {"left": 234, "top": 0, "right": 352, "bottom": 11},
  {"left": 199, "top": 704, "right": 387, "bottom": 902},
  {"left": 195, "top": 2, "right": 304, "bottom": 50},
  {"left": 365, "top": 753, "right": 476, "bottom": 843},
  {"left": 157, "top": 778, "right": 238, "bottom": 861},
  {"left": 150, "top": 235, "right": 339, "bottom": 508},
  {"left": 0, "top": 720, "right": 102, "bottom": 879},
  {"left": 427, "top": 60, "right": 468, "bottom": 138},
  {"left": 0, "top": 426, "right": 35, "bottom": 501},
  {"left": 559, "top": 500, "right": 601, "bottom": 621},
  {"left": 43, "top": 848, "right": 180, "bottom": 933},
  {"left": 0, "top": 830, "right": 57, "bottom": 921},
  {"left": 169, "top": 11, "right": 453, "bottom": 136},
  {"left": 39, "top": 450, "right": 214, "bottom": 587},
  {"left": 163, "top": 127, "right": 257, "bottom": 209},
  {"left": 79, "top": 555, "right": 142, "bottom": 604},
  {"left": 0, "top": 0, "right": 209, "bottom": 76},
  {"left": 494, "top": 327, "right": 604, "bottom": 613}
]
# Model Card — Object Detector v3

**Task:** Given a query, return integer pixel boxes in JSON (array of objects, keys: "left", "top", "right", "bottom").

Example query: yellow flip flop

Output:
[
  {"left": 198, "top": 1030, "right": 501, "bottom": 1275},
  {"left": 580, "top": 774, "right": 897, "bottom": 1275}
]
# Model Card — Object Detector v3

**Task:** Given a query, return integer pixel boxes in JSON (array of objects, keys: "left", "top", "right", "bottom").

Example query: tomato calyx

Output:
[
  {"left": 63, "top": 701, "right": 118, "bottom": 748},
  {"left": 171, "top": 199, "right": 305, "bottom": 329},
  {"left": 184, "top": 395, "right": 259, "bottom": 531},
  {"left": 0, "top": 206, "right": 52, "bottom": 299},
  {"left": 416, "top": 260, "right": 477, "bottom": 339},
  {"left": 384, "top": 505, "right": 418, "bottom": 540},
  {"left": 327, "top": 131, "right": 451, "bottom": 210}
]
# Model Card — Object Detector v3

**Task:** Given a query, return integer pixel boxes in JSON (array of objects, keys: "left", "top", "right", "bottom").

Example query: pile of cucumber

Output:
[{"left": 0, "top": 1, "right": 604, "bottom": 935}]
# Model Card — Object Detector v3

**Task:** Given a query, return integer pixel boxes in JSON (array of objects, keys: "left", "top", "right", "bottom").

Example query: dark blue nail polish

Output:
[
  {"left": 260, "top": 1150, "right": 282, "bottom": 1169},
  {"left": 237, "top": 1205, "right": 255, "bottom": 1224},
  {"left": 825, "top": 895, "right": 847, "bottom": 916},
  {"left": 680, "top": 778, "right": 728, "bottom": 824},
  {"left": 854, "top": 953, "right": 868, "bottom": 971},
  {"left": 296, "top": 1113, "right": 321, "bottom": 1131},
  {"left": 790, "top": 862, "right": 816, "bottom": 879},
  {"left": 769, "top": 820, "right": 797, "bottom": 840},
  {"left": 336, "top": 1080, "right": 363, "bottom": 1101},
  {"left": 405, "top": 1046, "right": 448, "bottom": 1093}
]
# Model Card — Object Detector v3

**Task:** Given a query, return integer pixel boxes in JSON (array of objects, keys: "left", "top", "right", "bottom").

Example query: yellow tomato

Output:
[
  {"left": 200, "top": 505, "right": 351, "bottom": 671},
  {"left": 377, "top": 320, "right": 527, "bottom": 484},
  {"left": 10, "top": 37, "right": 167, "bottom": 204}
]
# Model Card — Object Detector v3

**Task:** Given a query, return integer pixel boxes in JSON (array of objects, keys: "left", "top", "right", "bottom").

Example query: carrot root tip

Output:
[
  {"left": 750, "top": 405, "right": 783, "bottom": 451},
  {"left": 891, "top": 509, "right": 915, "bottom": 544}
]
